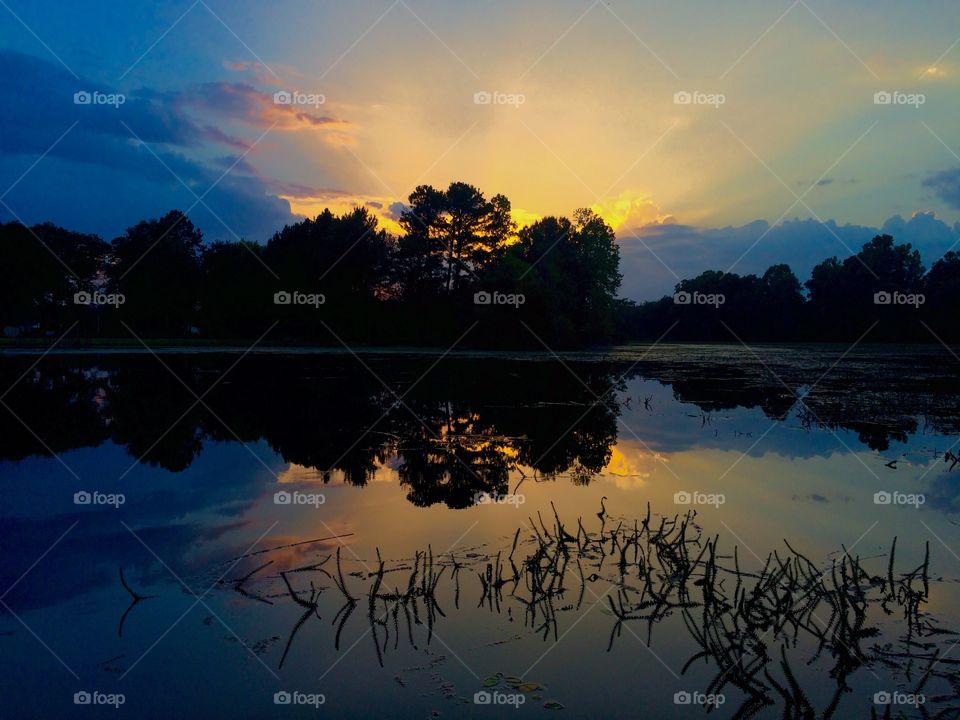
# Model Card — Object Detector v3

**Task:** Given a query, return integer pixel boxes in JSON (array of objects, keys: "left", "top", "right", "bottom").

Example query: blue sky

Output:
[{"left": 1, "top": 0, "right": 959, "bottom": 298}]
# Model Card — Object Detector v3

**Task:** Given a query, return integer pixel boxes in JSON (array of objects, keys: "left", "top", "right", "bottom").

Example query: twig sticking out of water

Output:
[{"left": 117, "top": 567, "right": 155, "bottom": 638}]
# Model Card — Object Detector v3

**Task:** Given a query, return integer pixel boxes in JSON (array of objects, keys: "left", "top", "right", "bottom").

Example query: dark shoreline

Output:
[{"left": 1, "top": 337, "right": 956, "bottom": 355}]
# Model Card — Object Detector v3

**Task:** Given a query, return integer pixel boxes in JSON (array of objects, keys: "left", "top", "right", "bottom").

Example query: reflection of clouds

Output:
[
  {"left": 277, "top": 461, "right": 397, "bottom": 485},
  {"left": 277, "top": 463, "right": 327, "bottom": 484},
  {"left": 598, "top": 443, "right": 662, "bottom": 489},
  {"left": 0, "top": 442, "right": 272, "bottom": 611},
  {"left": 244, "top": 533, "right": 356, "bottom": 572},
  {"left": 922, "top": 467, "right": 960, "bottom": 515}
]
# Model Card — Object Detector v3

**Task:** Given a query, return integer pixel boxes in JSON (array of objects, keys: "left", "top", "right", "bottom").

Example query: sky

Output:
[{"left": 1, "top": 0, "right": 959, "bottom": 299}]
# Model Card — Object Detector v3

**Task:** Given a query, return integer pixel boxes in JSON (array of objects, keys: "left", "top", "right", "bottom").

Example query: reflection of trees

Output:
[
  {"left": 393, "top": 404, "right": 513, "bottom": 508},
  {"left": 643, "top": 352, "right": 960, "bottom": 451},
  {"left": 4, "top": 352, "right": 960, "bottom": 501},
  {"left": 202, "top": 361, "right": 389, "bottom": 486},
  {"left": 106, "top": 362, "right": 205, "bottom": 471},
  {"left": 668, "top": 374, "right": 796, "bottom": 420},
  {"left": 514, "top": 400, "right": 616, "bottom": 484},
  {"left": 0, "top": 364, "right": 108, "bottom": 460},
  {"left": 0, "top": 356, "right": 625, "bottom": 507}
]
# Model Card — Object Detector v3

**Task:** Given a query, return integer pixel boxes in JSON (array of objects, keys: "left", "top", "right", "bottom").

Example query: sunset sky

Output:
[{"left": 1, "top": 0, "right": 959, "bottom": 298}]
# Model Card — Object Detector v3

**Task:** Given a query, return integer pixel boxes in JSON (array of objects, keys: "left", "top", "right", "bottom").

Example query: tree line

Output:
[
  {"left": 2, "top": 179, "right": 959, "bottom": 346},
  {"left": 623, "top": 234, "right": 960, "bottom": 343},
  {"left": 0, "top": 181, "right": 622, "bottom": 348}
]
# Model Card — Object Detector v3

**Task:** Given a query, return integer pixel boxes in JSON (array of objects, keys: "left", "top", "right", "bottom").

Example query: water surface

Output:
[{"left": 1, "top": 344, "right": 959, "bottom": 718}]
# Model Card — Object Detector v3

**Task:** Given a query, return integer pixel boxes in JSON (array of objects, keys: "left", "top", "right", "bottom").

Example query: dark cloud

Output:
[
  {"left": 167, "top": 81, "right": 348, "bottom": 132},
  {"left": 0, "top": 50, "right": 351, "bottom": 241},
  {"left": 386, "top": 201, "right": 409, "bottom": 221},
  {"left": 793, "top": 177, "right": 855, "bottom": 187},
  {"left": 924, "top": 168, "right": 960, "bottom": 209}
]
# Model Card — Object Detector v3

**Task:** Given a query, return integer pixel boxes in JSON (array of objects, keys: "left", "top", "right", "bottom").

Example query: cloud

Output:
[
  {"left": 924, "top": 168, "right": 960, "bottom": 209},
  {"left": 591, "top": 191, "right": 673, "bottom": 231},
  {"left": 880, "top": 211, "right": 960, "bottom": 256},
  {"left": 793, "top": 177, "right": 855, "bottom": 188},
  {"left": 0, "top": 50, "right": 355, "bottom": 241},
  {"left": 169, "top": 81, "right": 350, "bottom": 133},
  {"left": 386, "top": 201, "right": 409, "bottom": 221},
  {"left": 222, "top": 59, "right": 308, "bottom": 86},
  {"left": 280, "top": 191, "right": 404, "bottom": 232}
]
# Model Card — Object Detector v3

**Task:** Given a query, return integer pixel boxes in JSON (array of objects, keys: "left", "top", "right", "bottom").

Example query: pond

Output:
[{"left": 1, "top": 344, "right": 959, "bottom": 718}]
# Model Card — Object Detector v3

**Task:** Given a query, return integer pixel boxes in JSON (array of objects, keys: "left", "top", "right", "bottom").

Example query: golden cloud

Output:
[{"left": 591, "top": 191, "right": 674, "bottom": 231}]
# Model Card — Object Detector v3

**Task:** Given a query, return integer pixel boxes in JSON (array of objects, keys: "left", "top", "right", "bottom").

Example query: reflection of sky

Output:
[
  {"left": 3, "top": 360, "right": 960, "bottom": 716},
  {"left": 3, "top": 376, "right": 958, "bottom": 609}
]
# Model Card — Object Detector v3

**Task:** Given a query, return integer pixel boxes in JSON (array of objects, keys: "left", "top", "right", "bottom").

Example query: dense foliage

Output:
[
  {"left": 2, "top": 182, "right": 958, "bottom": 346},
  {"left": 624, "top": 235, "right": 960, "bottom": 343},
  {"left": 0, "top": 182, "right": 621, "bottom": 348}
]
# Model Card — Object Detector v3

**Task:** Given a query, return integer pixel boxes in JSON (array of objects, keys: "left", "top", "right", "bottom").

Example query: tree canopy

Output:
[
  {"left": 3, "top": 185, "right": 959, "bottom": 346},
  {"left": 0, "top": 182, "right": 622, "bottom": 348}
]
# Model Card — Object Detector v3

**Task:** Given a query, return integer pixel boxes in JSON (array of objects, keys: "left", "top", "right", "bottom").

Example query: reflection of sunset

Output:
[
  {"left": 600, "top": 442, "right": 662, "bottom": 488},
  {"left": 278, "top": 461, "right": 397, "bottom": 484}
]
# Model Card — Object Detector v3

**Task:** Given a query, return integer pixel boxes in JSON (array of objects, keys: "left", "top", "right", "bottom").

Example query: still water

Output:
[{"left": 1, "top": 344, "right": 959, "bottom": 718}]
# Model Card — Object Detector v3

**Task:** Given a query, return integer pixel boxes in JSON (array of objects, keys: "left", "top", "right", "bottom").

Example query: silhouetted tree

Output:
[
  {"left": 17, "top": 186, "right": 956, "bottom": 348},
  {"left": 806, "top": 234, "right": 924, "bottom": 341},
  {"left": 110, "top": 210, "right": 204, "bottom": 336},
  {"left": 756, "top": 264, "right": 804, "bottom": 339},
  {"left": 395, "top": 181, "right": 514, "bottom": 297},
  {"left": 493, "top": 209, "right": 621, "bottom": 346},
  {"left": 200, "top": 240, "right": 274, "bottom": 337},
  {"left": 0, "top": 221, "right": 107, "bottom": 334},
  {"left": 263, "top": 207, "right": 391, "bottom": 340},
  {"left": 923, "top": 251, "right": 960, "bottom": 340}
]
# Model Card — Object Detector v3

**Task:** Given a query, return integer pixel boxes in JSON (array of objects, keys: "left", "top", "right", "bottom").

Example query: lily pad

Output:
[
  {"left": 519, "top": 682, "right": 541, "bottom": 692},
  {"left": 544, "top": 700, "right": 565, "bottom": 710},
  {"left": 503, "top": 676, "right": 523, "bottom": 687},
  {"left": 482, "top": 676, "right": 500, "bottom": 687}
]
